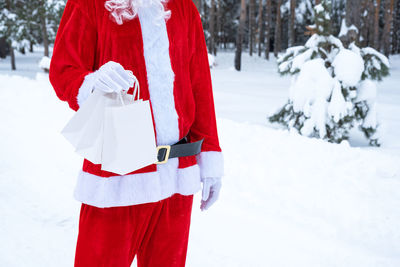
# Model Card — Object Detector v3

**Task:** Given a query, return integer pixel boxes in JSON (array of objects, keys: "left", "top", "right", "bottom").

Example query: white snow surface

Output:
[
  {"left": 333, "top": 48, "right": 365, "bottom": 87},
  {"left": 208, "top": 53, "right": 216, "bottom": 68},
  {"left": 1, "top": 49, "right": 400, "bottom": 266},
  {"left": 38, "top": 56, "right": 51, "bottom": 70}
]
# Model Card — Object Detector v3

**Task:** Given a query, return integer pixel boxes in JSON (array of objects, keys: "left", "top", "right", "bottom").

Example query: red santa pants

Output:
[{"left": 74, "top": 193, "right": 194, "bottom": 267}]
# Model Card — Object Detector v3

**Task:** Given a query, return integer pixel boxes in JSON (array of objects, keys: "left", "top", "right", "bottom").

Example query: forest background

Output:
[{"left": 1, "top": 0, "right": 399, "bottom": 71}]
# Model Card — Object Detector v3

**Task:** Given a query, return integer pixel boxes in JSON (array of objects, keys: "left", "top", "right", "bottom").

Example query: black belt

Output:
[{"left": 156, "top": 137, "right": 203, "bottom": 164}]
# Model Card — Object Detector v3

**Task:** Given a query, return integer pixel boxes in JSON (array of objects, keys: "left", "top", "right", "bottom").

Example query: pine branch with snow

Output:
[
  {"left": 269, "top": 0, "right": 390, "bottom": 146},
  {"left": 360, "top": 47, "right": 390, "bottom": 81}
]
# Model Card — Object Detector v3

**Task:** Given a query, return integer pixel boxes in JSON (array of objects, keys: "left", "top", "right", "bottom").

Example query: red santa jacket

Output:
[{"left": 49, "top": 0, "right": 223, "bottom": 207}]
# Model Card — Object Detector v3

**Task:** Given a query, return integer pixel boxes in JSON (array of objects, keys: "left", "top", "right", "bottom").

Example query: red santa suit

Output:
[
  {"left": 49, "top": 0, "right": 223, "bottom": 265},
  {"left": 50, "top": 0, "right": 223, "bottom": 207}
]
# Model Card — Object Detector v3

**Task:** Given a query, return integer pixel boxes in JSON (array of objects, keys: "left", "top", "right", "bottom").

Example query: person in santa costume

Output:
[{"left": 49, "top": 0, "right": 223, "bottom": 266}]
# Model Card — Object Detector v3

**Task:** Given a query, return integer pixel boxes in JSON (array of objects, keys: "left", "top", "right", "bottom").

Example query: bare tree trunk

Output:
[
  {"left": 235, "top": 0, "right": 247, "bottom": 71},
  {"left": 373, "top": 0, "right": 381, "bottom": 49},
  {"left": 289, "top": 0, "right": 296, "bottom": 47},
  {"left": 10, "top": 43, "right": 16, "bottom": 70},
  {"left": 29, "top": 41, "right": 34, "bottom": 53},
  {"left": 257, "top": 0, "right": 264, "bottom": 57},
  {"left": 265, "top": 0, "right": 272, "bottom": 60},
  {"left": 216, "top": 0, "right": 222, "bottom": 54},
  {"left": 366, "top": 0, "right": 376, "bottom": 47},
  {"left": 5, "top": 0, "right": 15, "bottom": 70},
  {"left": 40, "top": 13, "right": 49, "bottom": 57},
  {"left": 346, "top": 0, "right": 361, "bottom": 28},
  {"left": 359, "top": 0, "right": 370, "bottom": 47},
  {"left": 354, "top": 0, "right": 362, "bottom": 31},
  {"left": 274, "top": 0, "right": 282, "bottom": 58},
  {"left": 341, "top": 0, "right": 361, "bottom": 46},
  {"left": 381, "top": 0, "right": 395, "bottom": 56},
  {"left": 392, "top": 0, "right": 400, "bottom": 53},
  {"left": 249, "top": 0, "right": 256, "bottom": 56},
  {"left": 208, "top": 0, "right": 216, "bottom": 55}
]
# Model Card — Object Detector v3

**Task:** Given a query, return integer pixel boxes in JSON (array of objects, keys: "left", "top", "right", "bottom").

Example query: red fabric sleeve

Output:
[
  {"left": 187, "top": 3, "right": 222, "bottom": 153},
  {"left": 49, "top": 0, "right": 97, "bottom": 111}
]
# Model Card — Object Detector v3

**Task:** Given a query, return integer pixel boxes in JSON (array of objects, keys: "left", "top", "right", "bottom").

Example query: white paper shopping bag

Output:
[
  {"left": 101, "top": 89, "right": 158, "bottom": 175},
  {"left": 74, "top": 93, "right": 107, "bottom": 164},
  {"left": 61, "top": 90, "right": 106, "bottom": 164}
]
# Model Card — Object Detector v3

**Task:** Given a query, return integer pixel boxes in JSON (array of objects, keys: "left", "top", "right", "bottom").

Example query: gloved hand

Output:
[
  {"left": 78, "top": 61, "right": 137, "bottom": 107},
  {"left": 200, "top": 177, "right": 222, "bottom": 211},
  {"left": 92, "top": 61, "right": 136, "bottom": 93}
]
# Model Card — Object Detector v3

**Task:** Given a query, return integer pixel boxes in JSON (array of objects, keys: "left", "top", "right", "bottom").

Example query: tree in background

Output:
[
  {"left": 0, "top": 0, "right": 25, "bottom": 70},
  {"left": 393, "top": 0, "right": 400, "bottom": 54},
  {"left": 264, "top": 0, "right": 272, "bottom": 59},
  {"left": 373, "top": 0, "right": 382, "bottom": 49},
  {"left": 274, "top": 0, "right": 282, "bottom": 57},
  {"left": 257, "top": 0, "right": 264, "bottom": 57},
  {"left": 235, "top": 0, "right": 247, "bottom": 70},
  {"left": 381, "top": 0, "right": 395, "bottom": 56},
  {"left": 249, "top": 0, "right": 256, "bottom": 56},
  {"left": 208, "top": 0, "right": 217, "bottom": 55},
  {"left": 288, "top": 0, "right": 296, "bottom": 47},
  {"left": 346, "top": 0, "right": 361, "bottom": 30},
  {"left": 359, "top": 0, "right": 372, "bottom": 47},
  {"left": 0, "top": 0, "right": 66, "bottom": 70},
  {"left": 269, "top": 0, "right": 390, "bottom": 146},
  {"left": 2, "top": 0, "right": 400, "bottom": 71}
]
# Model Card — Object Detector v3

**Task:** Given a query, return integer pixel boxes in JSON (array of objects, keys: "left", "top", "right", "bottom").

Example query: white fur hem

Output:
[
  {"left": 196, "top": 151, "right": 224, "bottom": 178},
  {"left": 74, "top": 163, "right": 201, "bottom": 208},
  {"left": 77, "top": 72, "right": 97, "bottom": 107}
]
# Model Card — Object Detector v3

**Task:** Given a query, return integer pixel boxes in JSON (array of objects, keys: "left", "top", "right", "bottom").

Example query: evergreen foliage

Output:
[
  {"left": 0, "top": 1, "right": 26, "bottom": 49},
  {"left": 269, "top": 0, "right": 390, "bottom": 146},
  {"left": 0, "top": 0, "right": 65, "bottom": 58}
]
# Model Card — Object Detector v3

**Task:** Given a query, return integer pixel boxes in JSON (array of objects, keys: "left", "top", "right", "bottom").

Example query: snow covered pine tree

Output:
[{"left": 269, "top": 0, "right": 390, "bottom": 146}]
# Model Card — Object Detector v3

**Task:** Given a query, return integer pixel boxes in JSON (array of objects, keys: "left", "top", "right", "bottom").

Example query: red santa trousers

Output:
[{"left": 74, "top": 193, "right": 194, "bottom": 267}]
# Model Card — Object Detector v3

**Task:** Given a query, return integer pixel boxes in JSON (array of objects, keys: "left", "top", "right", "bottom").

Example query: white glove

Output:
[
  {"left": 78, "top": 61, "right": 137, "bottom": 106},
  {"left": 200, "top": 177, "right": 222, "bottom": 211},
  {"left": 92, "top": 61, "right": 135, "bottom": 93}
]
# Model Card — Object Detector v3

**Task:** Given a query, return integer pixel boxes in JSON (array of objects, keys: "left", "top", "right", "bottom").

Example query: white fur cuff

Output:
[
  {"left": 196, "top": 151, "right": 224, "bottom": 179},
  {"left": 77, "top": 72, "right": 97, "bottom": 107}
]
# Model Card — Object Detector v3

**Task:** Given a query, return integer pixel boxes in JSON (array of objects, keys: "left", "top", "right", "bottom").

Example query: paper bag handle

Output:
[{"left": 118, "top": 71, "right": 140, "bottom": 106}]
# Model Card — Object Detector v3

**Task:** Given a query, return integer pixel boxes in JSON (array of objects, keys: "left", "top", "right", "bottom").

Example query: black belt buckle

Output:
[
  {"left": 156, "top": 145, "right": 171, "bottom": 164},
  {"left": 155, "top": 137, "right": 202, "bottom": 165}
]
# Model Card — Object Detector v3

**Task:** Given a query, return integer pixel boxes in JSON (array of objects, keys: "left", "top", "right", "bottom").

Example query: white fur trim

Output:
[
  {"left": 138, "top": 5, "right": 179, "bottom": 146},
  {"left": 77, "top": 72, "right": 97, "bottom": 107},
  {"left": 74, "top": 163, "right": 201, "bottom": 208},
  {"left": 196, "top": 151, "right": 224, "bottom": 179}
]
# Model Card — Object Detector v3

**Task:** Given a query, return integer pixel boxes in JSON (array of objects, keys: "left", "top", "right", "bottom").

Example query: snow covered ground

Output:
[{"left": 1, "top": 49, "right": 400, "bottom": 267}]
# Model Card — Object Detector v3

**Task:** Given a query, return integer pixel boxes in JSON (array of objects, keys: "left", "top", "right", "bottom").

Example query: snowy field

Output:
[{"left": 1, "top": 49, "right": 400, "bottom": 267}]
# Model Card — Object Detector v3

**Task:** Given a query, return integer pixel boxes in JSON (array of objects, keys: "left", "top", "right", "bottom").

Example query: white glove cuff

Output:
[
  {"left": 196, "top": 151, "right": 224, "bottom": 179},
  {"left": 77, "top": 71, "right": 98, "bottom": 107},
  {"left": 201, "top": 176, "right": 221, "bottom": 184}
]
